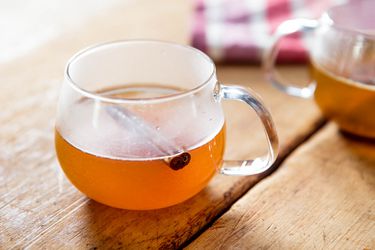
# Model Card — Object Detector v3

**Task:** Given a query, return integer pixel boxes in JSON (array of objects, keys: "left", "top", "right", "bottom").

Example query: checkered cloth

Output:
[{"left": 192, "top": 0, "right": 349, "bottom": 63}]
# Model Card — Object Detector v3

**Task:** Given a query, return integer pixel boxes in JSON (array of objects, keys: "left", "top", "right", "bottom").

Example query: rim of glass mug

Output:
[{"left": 65, "top": 40, "right": 217, "bottom": 104}]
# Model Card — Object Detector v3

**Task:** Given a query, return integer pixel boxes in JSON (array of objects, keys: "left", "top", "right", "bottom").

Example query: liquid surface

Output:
[
  {"left": 97, "top": 83, "right": 184, "bottom": 99},
  {"left": 312, "top": 61, "right": 375, "bottom": 138},
  {"left": 55, "top": 84, "right": 225, "bottom": 209}
]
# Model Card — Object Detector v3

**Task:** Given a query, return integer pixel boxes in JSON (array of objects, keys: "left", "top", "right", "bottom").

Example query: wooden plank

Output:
[
  {"left": 188, "top": 124, "right": 375, "bottom": 249},
  {"left": 0, "top": 0, "right": 323, "bottom": 249}
]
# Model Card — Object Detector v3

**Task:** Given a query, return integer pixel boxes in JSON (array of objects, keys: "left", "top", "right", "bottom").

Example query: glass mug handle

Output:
[
  {"left": 263, "top": 18, "right": 319, "bottom": 98},
  {"left": 218, "top": 84, "right": 279, "bottom": 176}
]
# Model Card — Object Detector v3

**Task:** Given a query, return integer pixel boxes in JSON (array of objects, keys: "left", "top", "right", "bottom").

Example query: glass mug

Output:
[
  {"left": 264, "top": 0, "right": 375, "bottom": 138},
  {"left": 55, "top": 40, "right": 279, "bottom": 210}
]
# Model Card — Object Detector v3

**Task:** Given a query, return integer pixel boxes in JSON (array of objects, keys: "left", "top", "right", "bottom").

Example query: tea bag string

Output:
[{"left": 105, "top": 106, "right": 191, "bottom": 170}]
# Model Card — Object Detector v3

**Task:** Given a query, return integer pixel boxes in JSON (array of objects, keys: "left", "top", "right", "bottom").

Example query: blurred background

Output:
[
  {"left": 1, "top": 0, "right": 349, "bottom": 64},
  {"left": 0, "top": 0, "right": 189, "bottom": 63}
]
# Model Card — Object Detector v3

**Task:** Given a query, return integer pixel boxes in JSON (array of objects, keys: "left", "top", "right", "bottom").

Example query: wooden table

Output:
[{"left": 1, "top": 1, "right": 374, "bottom": 249}]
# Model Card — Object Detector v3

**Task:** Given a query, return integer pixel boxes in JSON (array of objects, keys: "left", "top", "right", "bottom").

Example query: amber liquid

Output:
[
  {"left": 55, "top": 85, "right": 226, "bottom": 210},
  {"left": 311, "top": 61, "right": 375, "bottom": 138}
]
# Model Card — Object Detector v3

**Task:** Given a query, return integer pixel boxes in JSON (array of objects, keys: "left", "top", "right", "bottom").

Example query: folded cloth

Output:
[{"left": 192, "top": 0, "right": 349, "bottom": 63}]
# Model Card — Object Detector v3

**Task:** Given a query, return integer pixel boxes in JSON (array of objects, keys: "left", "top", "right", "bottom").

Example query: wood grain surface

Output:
[
  {"left": 0, "top": 0, "right": 330, "bottom": 249},
  {"left": 189, "top": 124, "right": 375, "bottom": 249}
]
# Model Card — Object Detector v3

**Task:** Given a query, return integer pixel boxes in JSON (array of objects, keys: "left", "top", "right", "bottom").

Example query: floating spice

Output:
[{"left": 166, "top": 152, "right": 191, "bottom": 170}]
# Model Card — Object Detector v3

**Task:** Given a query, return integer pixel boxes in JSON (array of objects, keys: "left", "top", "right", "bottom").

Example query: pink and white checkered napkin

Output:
[{"left": 192, "top": 0, "right": 348, "bottom": 63}]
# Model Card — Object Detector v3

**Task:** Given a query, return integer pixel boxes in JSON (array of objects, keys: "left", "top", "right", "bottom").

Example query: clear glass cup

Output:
[
  {"left": 55, "top": 40, "right": 279, "bottom": 210},
  {"left": 264, "top": 0, "right": 375, "bottom": 138}
]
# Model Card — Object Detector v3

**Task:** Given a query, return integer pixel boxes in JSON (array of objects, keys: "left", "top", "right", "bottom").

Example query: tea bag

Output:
[{"left": 105, "top": 106, "right": 190, "bottom": 170}]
